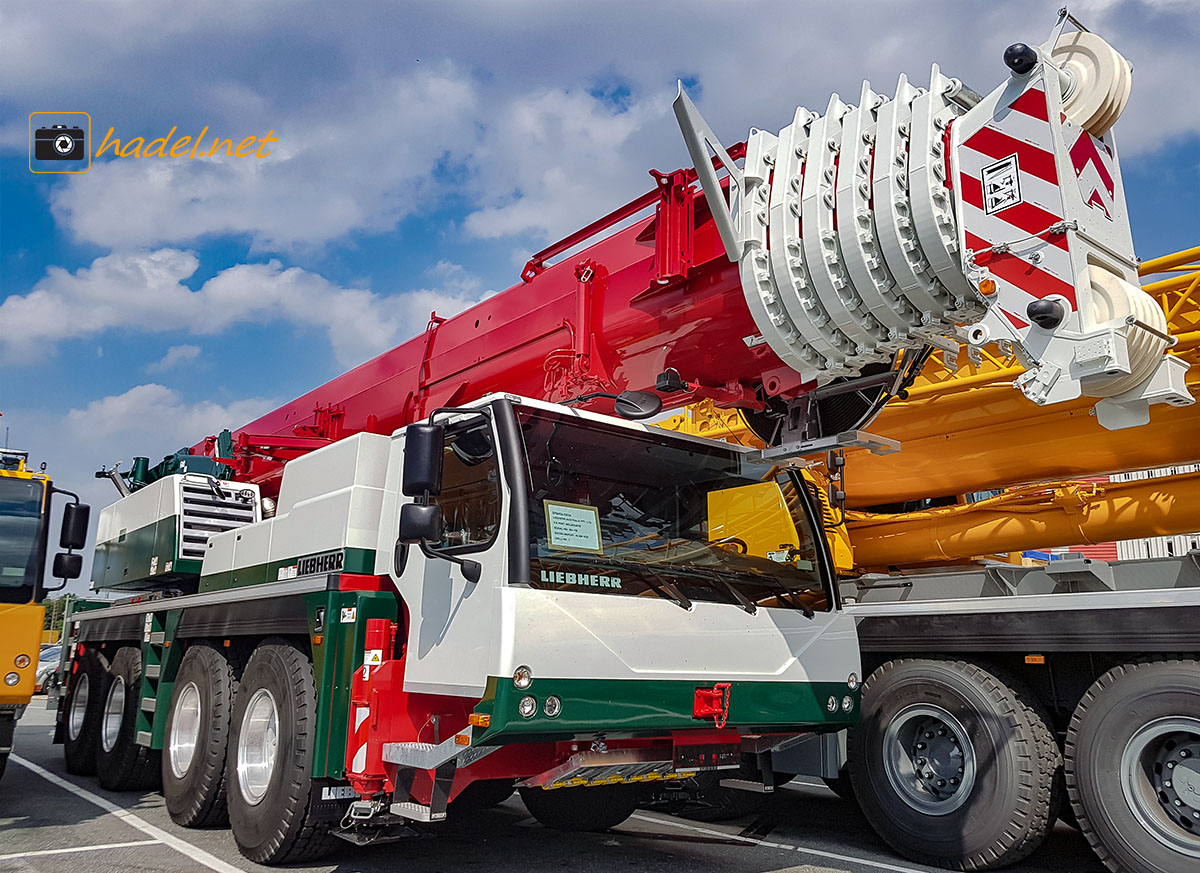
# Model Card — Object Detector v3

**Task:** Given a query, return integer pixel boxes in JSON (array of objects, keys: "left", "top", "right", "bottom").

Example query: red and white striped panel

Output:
[
  {"left": 957, "top": 83, "right": 1076, "bottom": 316},
  {"left": 1069, "top": 126, "right": 1117, "bottom": 221}
]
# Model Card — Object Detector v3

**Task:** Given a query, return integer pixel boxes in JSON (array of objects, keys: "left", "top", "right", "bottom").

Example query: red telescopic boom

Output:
[{"left": 199, "top": 147, "right": 786, "bottom": 493}]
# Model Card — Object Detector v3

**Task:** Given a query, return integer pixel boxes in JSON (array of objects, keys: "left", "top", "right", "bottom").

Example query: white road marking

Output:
[
  {"left": 631, "top": 811, "right": 937, "bottom": 873},
  {"left": 0, "top": 840, "right": 161, "bottom": 861},
  {"left": 11, "top": 755, "right": 249, "bottom": 873}
]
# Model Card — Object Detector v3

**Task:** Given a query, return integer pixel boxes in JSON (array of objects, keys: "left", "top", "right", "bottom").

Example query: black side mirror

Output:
[
  {"left": 399, "top": 503, "right": 444, "bottom": 544},
  {"left": 60, "top": 503, "right": 90, "bottom": 550},
  {"left": 614, "top": 390, "right": 663, "bottom": 420},
  {"left": 53, "top": 552, "right": 82, "bottom": 580},
  {"left": 402, "top": 423, "right": 444, "bottom": 497}
]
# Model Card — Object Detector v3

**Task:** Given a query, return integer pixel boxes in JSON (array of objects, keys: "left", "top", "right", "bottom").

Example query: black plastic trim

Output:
[
  {"left": 492, "top": 398, "right": 530, "bottom": 588},
  {"left": 855, "top": 604, "right": 1200, "bottom": 652}
]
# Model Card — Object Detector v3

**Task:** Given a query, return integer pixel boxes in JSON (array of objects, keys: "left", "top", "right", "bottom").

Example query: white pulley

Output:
[
  {"left": 1051, "top": 32, "right": 1132, "bottom": 137},
  {"left": 1079, "top": 267, "right": 1168, "bottom": 397}
]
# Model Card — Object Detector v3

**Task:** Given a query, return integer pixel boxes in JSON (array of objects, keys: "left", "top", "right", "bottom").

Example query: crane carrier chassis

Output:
[{"left": 56, "top": 396, "right": 859, "bottom": 863}]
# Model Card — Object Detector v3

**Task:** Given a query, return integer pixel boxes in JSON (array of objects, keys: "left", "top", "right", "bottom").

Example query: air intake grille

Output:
[{"left": 180, "top": 482, "right": 257, "bottom": 561}]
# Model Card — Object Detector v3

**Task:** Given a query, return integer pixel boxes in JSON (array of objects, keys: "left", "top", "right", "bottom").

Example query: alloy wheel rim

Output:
[
  {"left": 883, "top": 703, "right": 977, "bottom": 815},
  {"left": 168, "top": 681, "right": 203, "bottom": 779},
  {"left": 101, "top": 676, "right": 125, "bottom": 753},
  {"left": 237, "top": 688, "right": 279, "bottom": 805},
  {"left": 68, "top": 673, "right": 89, "bottom": 741}
]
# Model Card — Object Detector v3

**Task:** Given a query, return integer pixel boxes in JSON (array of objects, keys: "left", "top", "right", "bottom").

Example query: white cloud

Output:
[
  {"left": 65, "top": 383, "right": 272, "bottom": 445},
  {"left": 6, "top": 384, "right": 280, "bottom": 593},
  {"left": 4, "top": 1, "right": 1191, "bottom": 257},
  {"left": 0, "top": 249, "right": 490, "bottom": 368},
  {"left": 47, "top": 65, "right": 478, "bottom": 250},
  {"left": 463, "top": 87, "right": 669, "bottom": 241},
  {"left": 146, "top": 344, "right": 202, "bottom": 373}
]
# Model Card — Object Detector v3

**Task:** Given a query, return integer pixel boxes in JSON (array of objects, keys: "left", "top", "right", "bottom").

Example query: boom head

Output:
[{"left": 675, "top": 12, "right": 1192, "bottom": 431}]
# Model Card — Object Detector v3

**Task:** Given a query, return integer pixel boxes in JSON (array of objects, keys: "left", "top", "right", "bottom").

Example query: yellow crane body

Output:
[{"left": 659, "top": 248, "right": 1200, "bottom": 571}]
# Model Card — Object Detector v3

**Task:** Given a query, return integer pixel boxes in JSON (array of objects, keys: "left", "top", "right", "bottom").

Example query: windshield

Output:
[
  {"left": 0, "top": 476, "right": 47, "bottom": 600},
  {"left": 516, "top": 407, "right": 830, "bottom": 613}
]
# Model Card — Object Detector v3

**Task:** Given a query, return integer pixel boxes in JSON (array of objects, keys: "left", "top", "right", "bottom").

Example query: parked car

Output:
[{"left": 34, "top": 646, "right": 61, "bottom": 693}]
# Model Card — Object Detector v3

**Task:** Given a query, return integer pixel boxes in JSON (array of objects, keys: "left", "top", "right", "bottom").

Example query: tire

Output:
[
  {"left": 63, "top": 647, "right": 107, "bottom": 775},
  {"left": 848, "top": 658, "right": 1061, "bottom": 870},
  {"left": 451, "top": 778, "right": 515, "bottom": 811},
  {"left": 1065, "top": 657, "right": 1200, "bottom": 873},
  {"left": 226, "top": 641, "right": 335, "bottom": 864},
  {"left": 520, "top": 784, "right": 639, "bottom": 831},
  {"left": 163, "top": 645, "right": 238, "bottom": 827},
  {"left": 96, "top": 647, "right": 160, "bottom": 790}
]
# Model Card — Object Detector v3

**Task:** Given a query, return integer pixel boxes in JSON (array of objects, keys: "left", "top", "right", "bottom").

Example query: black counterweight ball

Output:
[
  {"left": 1027, "top": 298, "right": 1066, "bottom": 329},
  {"left": 1004, "top": 43, "right": 1039, "bottom": 75}
]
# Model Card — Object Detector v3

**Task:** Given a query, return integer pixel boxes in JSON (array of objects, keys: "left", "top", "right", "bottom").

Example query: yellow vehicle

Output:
[{"left": 0, "top": 449, "right": 89, "bottom": 781}]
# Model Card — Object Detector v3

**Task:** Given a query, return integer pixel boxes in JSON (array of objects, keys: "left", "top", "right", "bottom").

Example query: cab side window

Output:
[{"left": 427, "top": 421, "right": 501, "bottom": 551}]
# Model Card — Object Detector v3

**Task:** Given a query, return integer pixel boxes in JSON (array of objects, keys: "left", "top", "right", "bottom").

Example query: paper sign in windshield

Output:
[{"left": 544, "top": 500, "right": 603, "bottom": 554}]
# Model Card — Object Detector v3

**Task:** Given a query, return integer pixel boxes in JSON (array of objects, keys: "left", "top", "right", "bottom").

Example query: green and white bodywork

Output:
[
  {"left": 92, "top": 473, "right": 261, "bottom": 591},
  {"left": 88, "top": 393, "right": 859, "bottom": 743}
]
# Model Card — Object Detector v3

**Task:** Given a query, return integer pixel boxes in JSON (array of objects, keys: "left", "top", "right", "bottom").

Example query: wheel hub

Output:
[
  {"left": 883, "top": 704, "right": 977, "bottom": 816},
  {"left": 1121, "top": 717, "right": 1200, "bottom": 858},
  {"left": 101, "top": 676, "right": 125, "bottom": 753},
  {"left": 1154, "top": 733, "right": 1200, "bottom": 832},
  {"left": 911, "top": 717, "right": 967, "bottom": 797},
  {"left": 68, "top": 673, "right": 89, "bottom": 741},
  {"left": 169, "top": 681, "right": 203, "bottom": 779},
  {"left": 237, "top": 688, "right": 279, "bottom": 806}
]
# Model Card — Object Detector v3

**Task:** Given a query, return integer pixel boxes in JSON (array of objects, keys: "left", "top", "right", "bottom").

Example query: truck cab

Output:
[
  {"left": 383, "top": 394, "right": 859, "bottom": 742},
  {"left": 0, "top": 451, "right": 88, "bottom": 780}
]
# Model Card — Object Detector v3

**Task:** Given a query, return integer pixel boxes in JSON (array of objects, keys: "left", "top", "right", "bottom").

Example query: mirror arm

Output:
[
  {"left": 47, "top": 487, "right": 87, "bottom": 589},
  {"left": 417, "top": 541, "right": 482, "bottom": 584},
  {"left": 425, "top": 406, "right": 493, "bottom": 426},
  {"left": 51, "top": 486, "right": 81, "bottom": 505}
]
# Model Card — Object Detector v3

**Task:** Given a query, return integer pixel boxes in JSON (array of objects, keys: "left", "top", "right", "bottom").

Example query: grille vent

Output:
[{"left": 179, "top": 480, "right": 257, "bottom": 561}]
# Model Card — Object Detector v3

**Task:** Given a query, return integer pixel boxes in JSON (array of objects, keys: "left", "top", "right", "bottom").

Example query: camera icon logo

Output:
[{"left": 29, "top": 112, "right": 91, "bottom": 173}]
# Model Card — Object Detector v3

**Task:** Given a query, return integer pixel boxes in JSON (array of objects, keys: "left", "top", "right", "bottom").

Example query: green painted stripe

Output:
[
  {"left": 92, "top": 517, "right": 197, "bottom": 591},
  {"left": 199, "top": 546, "right": 376, "bottom": 592},
  {"left": 473, "top": 676, "right": 858, "bottom": 743},
  {"left": 307, "top": 589, "right": 397, "bottom": 779}
]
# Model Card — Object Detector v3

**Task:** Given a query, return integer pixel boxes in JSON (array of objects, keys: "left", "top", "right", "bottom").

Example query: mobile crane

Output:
[
  {"left": 0, "top": 447, "right": 89, "bottom": 781},
  {"left": 55, "top": 11, "right": 1188, "bottom": 873}
]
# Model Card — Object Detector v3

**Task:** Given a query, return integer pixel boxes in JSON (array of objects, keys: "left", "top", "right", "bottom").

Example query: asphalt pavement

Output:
[{"left": 0, "top": 704, "right": 1105, "bottom": 873}]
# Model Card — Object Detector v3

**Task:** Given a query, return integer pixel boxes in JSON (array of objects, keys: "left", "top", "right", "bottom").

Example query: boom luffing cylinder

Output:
[{"left": 674, "top": 21, "right": 1192, "bottom": 431}]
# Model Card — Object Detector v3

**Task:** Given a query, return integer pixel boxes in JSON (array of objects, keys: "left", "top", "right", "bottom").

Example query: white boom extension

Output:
[{"left": 674, "top": 14, "right": 1192, "bottom": 430}]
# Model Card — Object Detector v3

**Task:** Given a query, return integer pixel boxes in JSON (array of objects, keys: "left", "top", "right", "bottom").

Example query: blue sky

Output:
[{"left": 1, "top": 0, "right": 1197, "bottom": 590}]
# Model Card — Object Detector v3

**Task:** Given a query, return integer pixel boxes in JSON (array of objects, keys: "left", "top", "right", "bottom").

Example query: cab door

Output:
[{"left": 387, "top": 415, "right": 510, "bottom": 699}]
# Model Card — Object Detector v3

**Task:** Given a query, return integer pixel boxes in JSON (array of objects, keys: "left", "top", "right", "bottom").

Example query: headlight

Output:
[
  {"left": 826, "top": 695, "right": 838, "bottom": 712},
  {"left": 847, "top": 672, "right": 858, "bottom": 691},
  {"left": 14, "top": 654, "right": 31, "bottom": 669},
  {"left": 512, "top": 666, "right": 533, "bottom": 690},
  {"left": 518, "top": 695, "right": 537, "bottom": 718},
  {"left": 841, "top": 695, "right": 854, "bottom": 712},
  {"left": 4, "top": 673, "right": 19, "bottom": 686},
  {"left": 543, "top": 696, "right": 562, "bottom": 718}
]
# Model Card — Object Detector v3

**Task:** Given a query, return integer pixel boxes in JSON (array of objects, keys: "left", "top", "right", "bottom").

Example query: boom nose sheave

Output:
[{"left": 674, "top": 26, "right": 1191, "bottom": 430}]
